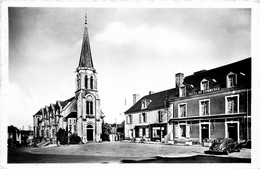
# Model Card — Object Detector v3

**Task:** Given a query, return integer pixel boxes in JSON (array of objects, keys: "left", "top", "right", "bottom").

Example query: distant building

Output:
[
  {"left": 124, "top": 58, "right": 251, "bottom": 144},
  {"left": 8, "top": 125, "right": 21, "bottom": 148},
  {"left": 109, "top": 121, "right": 125, "bottom": 141},
  {"left": 33, "top": 14, "right": 104, "bottom": 145}
]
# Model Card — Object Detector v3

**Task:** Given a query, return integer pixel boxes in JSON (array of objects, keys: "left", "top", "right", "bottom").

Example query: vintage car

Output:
[{"left": 204, "top": 138, "right": 241, "bottom": 155}]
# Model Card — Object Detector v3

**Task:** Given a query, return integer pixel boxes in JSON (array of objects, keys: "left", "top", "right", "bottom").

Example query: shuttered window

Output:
[
  {"left": 174, "top": 124, "right": 178, "bottom": 138},
  {"left": 146, "top": 128, "right": 149, "bottom": 138}
]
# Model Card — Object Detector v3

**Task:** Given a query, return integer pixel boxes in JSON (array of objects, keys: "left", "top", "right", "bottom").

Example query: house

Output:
[
  {"left": 124, "top": 89, "right": 177, "bottom": 142},
  {"left": 8, "top": 125, "right": 21, "bottom": 148},
  {"left": 169, "top": 58, "right": 251, "bottom": 144},
  {"left": 33, "top": 14, "right": 104, "bottom": 145},
  {"left": 124, "top": 58, "right": 251, "bottom": 144}
]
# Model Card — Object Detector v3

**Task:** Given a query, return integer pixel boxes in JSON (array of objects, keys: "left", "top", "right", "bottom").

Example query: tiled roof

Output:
[
  {"left": 124, "top": 88, "right": 177, "bottom": 114},
  {"left": 182, "top": 58, "right": 251, "bottom": 94}
]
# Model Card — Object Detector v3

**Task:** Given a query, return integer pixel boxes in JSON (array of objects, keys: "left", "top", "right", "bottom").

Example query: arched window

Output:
[
  {"left": 90, "top": 102, "right": 93, "bottom": 115},
  {"left": 86, "top": 101, "right": 93, "bottom": 115},
  {"left": 90, "top": 76, "right": 94, "bottom": 89},
  {"left": 85, "top": 75, "right": 88, "bottom": 89},
  {"left": 77, "top": 75, "right": 81, "bottom": 89},
  {"left": 87, "top": 125, "right": 93, "bottom": 129}
]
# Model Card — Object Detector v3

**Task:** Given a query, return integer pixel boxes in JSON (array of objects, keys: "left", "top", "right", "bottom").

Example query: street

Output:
[{"left": 7, "top": 142, "right": 251, "bottom": 163}]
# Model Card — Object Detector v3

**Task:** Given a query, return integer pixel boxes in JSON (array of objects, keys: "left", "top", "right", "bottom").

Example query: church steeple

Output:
[{"left": 77, "top": 13, "right": 95, "bottom": 71}]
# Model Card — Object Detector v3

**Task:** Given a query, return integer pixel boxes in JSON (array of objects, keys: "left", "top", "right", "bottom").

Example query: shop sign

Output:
[{"left": 188, "top": 87, "right": 221, "bottom": 96}]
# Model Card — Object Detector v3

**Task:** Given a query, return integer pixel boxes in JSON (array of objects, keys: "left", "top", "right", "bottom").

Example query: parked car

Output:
[{"left": 204, "top": 138, "right": 241, "bottom": 155}]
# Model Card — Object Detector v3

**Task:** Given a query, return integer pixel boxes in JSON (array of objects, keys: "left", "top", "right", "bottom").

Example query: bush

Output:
[
  {"left": 69, "top": 133, "right": 81, "bottom": 144},
  {"left": 56, "top": 128, "right": 68, "bottom": 145}
]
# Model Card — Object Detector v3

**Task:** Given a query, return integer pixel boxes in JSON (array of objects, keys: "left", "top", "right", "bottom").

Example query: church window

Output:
[
  {"left": 85, "top": 75, "right": 88, "bottom": 89},
  {"left": 86, "top": 96, "right": 94, "bottom": 116},
  {"left": 90, "top": 76, "right": 94, "bottom": 89},
  {"left": 77, "top": 75, "right": 81, "bottom": 89}
]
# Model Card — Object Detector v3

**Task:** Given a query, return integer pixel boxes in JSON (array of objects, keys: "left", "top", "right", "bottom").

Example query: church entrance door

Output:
[{"left": 87, "top": 125, "right": 94, "bottom": 141}]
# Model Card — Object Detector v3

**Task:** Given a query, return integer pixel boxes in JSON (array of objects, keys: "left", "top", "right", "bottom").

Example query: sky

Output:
[{"left": 7, "top": 7, "right": 251, "bottom": 129}]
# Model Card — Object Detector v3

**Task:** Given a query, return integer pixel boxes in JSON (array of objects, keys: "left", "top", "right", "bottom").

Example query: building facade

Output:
[
  {"left": 170, "top": 58, "right": 251, "bottom": 143},
  {"left": 124, "top": 58, "right": 251, "bottom": 144},
  {"left": 124, "top": 90, "right": 176, "bottom": 142},
  {"left": 33, "top": 15, "right": 104, "bottom": 144}
]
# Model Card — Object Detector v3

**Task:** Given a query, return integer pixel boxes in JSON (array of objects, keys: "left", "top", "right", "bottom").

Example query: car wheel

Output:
[{"left": 224, "top": 148, "right": 230, "bottom": 155}]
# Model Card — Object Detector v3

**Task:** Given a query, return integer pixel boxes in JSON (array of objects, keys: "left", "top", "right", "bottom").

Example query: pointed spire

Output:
[{"left": 77, "top": 13, "right": 94, "bottom": 71}]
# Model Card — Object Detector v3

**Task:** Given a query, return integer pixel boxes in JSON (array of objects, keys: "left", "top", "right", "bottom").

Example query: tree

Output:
[
  {"left": 101, "top": 122, "right": 111, "bottom": 141},
  {"left": 56, "top": 128, "right": 68, "bottom": 145}
]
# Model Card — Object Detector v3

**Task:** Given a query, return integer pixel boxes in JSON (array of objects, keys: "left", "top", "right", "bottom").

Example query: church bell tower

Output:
[{"left": 75, "top": 14, "right": 103, "bottom": 143}]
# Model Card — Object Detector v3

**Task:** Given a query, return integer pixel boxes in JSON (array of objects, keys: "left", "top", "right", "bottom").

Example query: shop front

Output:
[{"left": 150, "top": 123, "right": 167, "bottom": 142}]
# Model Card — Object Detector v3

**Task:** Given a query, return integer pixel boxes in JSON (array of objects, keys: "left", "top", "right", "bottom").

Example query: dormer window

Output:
[
  {"left": 179, "top": 85, "right": 186, "bottom": 97},
  {"left": 227, "top": 72, "right": 237, "bottom": 88},
  {"left": 141, "top": 99, "right": 151, "bottom": 109},
  {"left": 201, "top": 79, "right": 209, "bottom": 91}
]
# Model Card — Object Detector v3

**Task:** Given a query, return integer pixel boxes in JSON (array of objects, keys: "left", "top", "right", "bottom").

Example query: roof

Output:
[
  {"left": 60, "top": 97, "right": 75, "bottom": 108},
  {"left": 181, "top": 58, "right": 251, "bottom": 94},
  {"left": 34, "top": 96, "right": 75, "bottom": 116},
  {"left": 124, "top": 88, "right": 177, "bottom": 114},
  {"left": 77, "top": 16, "right": 94, "bottom": 70},
  {"left": 35, "top": 109, "right": 42, "bottom": 116},
  {"left": 66, "top": 112, "right": 77, "bottom": 118}
]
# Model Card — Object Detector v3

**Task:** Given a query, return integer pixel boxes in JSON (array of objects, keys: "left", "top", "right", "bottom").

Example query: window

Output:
[
  {"left": 90, "top": 76, "right": 94, "bottom": 89},
  {"left": 85, "top": 75, "right": 88, "bottom": 89},
  {"left": 158, "top": 111, "right": 163, "bottom": 122},
  {"left": 86, "top": 96, "right": 93, "bottom": 116},
  {"left": 179, "top": 86, "right": 186, "bottom": 97},
  {"left": 129, "top": 115, "right": 133, "bottom": 124},
  {"left": 178, "top": 103, "right": 187, "bottom": 117},
  {"left": 86, "top": 101, "right": 93, "bottom": 115},
  {"left": 141, "top": 100, "right": 147, "bottom": 109},
  {"left": 226, "top": 95, "right": 239, "bottom": 114},
  {"left": 139, "top": 113, "right": 147, "bottom": 123},
  {"left": 227, "top": 72, "right": 237, "bottom": 88},
  {"left": 77, "top": 75, "right": 81, "bottom": 89},
  {"left": 201, "top": 79, "right": 209, "bottom": 90},
  {"left": 200, "top": 99, "right": 210, "bottom": 116},
  {"left": 126, "top": 116, "right": 129, "bottom": 124}
]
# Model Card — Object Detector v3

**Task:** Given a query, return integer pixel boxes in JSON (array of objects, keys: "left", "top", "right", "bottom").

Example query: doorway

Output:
[
  {"left": 87, "top": 125, "right": 94, "bottom": 141},
  {"left": 201, "top": 124, "right": 209, "bottom": 141},
  {"left": 227, "top": 123, "right": 238, "bottom": 141}
]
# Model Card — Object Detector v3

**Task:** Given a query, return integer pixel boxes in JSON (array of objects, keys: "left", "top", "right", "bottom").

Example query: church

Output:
[{"left": 33, "top": 14, "right": 104, "bottom": 144}]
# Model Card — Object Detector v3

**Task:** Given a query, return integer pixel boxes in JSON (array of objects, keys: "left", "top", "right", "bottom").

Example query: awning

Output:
[{"left": 134, "top": 125, "right": 150, "bottom": 129}]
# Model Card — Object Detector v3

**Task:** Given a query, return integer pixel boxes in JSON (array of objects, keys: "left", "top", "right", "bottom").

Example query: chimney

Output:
[
  {"left": 175, "top": 73, "right": 184, "bottom": 87},
  {"left": 133, "top": 94, "right": 140, "bottom": 105},
  {"left": 149, "top": 91, "right": 154, "bottom": 95}
]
